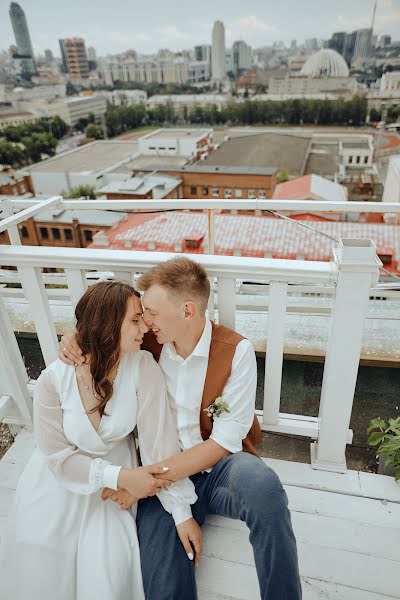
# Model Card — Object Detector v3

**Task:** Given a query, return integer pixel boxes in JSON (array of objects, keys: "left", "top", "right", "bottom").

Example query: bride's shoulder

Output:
[
  {"left": 37, "top": 359, "right": 73, "bottom": 383},
  {"left": 137, "top": 350, "right": 163, "bottom": 379}
]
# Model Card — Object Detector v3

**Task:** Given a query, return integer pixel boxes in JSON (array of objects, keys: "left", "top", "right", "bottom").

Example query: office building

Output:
[
  {"left": 211, "top": 21, "right": 226, "bottom": 82},
  {"left": 9, "top": 2, "right": 37, "bottom": 77},
  {"left": 232, "top": 41, "right": 252, "bottom": 77}
]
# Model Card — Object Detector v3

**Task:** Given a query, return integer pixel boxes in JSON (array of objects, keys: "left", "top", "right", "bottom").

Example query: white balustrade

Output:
[{"left": 0, "top": 196, "right": 390, "bottom": 471}]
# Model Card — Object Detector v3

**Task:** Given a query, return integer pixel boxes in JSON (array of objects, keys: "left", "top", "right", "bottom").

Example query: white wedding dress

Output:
[{"left": 1, "top": 350, "right": 196, "bottom": 600}]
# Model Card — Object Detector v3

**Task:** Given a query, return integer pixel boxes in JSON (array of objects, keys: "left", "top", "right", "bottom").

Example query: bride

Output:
[{"left": 1, "top": 280, "right": 197, "bottom": 600}]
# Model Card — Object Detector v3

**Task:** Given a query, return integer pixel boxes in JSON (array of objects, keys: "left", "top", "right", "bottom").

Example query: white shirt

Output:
[{"left": 159, "top": 319, "right": 257, "bottom": 456}]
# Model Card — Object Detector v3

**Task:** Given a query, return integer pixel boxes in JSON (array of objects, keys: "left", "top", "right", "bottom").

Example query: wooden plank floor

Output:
[{"left": 1, "top": 430, "right": 400, "bottom": 600}]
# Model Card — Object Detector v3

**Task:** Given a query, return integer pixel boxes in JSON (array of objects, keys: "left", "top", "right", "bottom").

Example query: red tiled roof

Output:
[
  {"left": 90, "top": 212, "right": 400, "bottom": 273},
  {"left": 273, "top": 175, "right": 313, "bottom": 199}
]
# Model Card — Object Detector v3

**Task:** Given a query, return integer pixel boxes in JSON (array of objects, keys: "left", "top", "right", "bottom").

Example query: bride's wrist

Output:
[{"left": 117, "top": 467, "right": 131, "bottom": 489}]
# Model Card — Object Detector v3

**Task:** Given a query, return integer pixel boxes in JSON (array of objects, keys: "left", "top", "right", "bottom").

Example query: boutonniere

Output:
[{"left": 203, "top": 396, "right": 230, "bottom": 418}]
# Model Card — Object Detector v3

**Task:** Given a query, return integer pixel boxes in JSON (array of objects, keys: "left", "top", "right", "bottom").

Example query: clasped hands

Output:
[{"left": 102, "top": 463, "right": 202, "bottom": 565}]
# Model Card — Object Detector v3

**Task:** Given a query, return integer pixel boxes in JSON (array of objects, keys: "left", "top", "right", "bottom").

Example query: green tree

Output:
[
  {"left": 85, "top": 123, "right": 104, "bottom": 139},
  {"left": 0, "top": 141, "right": 27, "bottom": 167},
  {"left": 67, "top": 184, "right": 98, "bottom": 199},
  {"left": 21, "top": 132, "right": 58, "bottom": 162}
]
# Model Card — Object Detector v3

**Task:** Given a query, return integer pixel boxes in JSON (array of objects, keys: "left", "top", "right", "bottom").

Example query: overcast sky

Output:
[{"left": 1, "top": 0, "right": 400, "bottom": 56}]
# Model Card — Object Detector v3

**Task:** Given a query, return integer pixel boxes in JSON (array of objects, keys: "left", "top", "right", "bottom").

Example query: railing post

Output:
[
  {"left": 311, "top": 239, "right": 381, "bottom": 473},
  {"left": 65, "top": 268, "right": 87, "bottom": 309},
  {"left": 0, "top": 297, "right": 33, "bottom": 427},
  {"left": 263, "top": 282, "right": 288, "bottom": 427},
  {"left": 217, "top": 277, "right": 236, "bottom": 330},
  {"left": 18, "top": 267, "right": 59, "bottom": 366}
]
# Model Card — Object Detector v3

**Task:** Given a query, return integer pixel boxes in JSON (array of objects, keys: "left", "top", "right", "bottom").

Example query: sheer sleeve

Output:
[
  {"left": 33, "top": 367, "right": 121, "bottom": 495},
  {"left": 136, "top": 351, "right": 197, "bottom": 525}
]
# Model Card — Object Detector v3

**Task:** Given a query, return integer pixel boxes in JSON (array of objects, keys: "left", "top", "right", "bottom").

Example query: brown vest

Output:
[{"left": 142, "top": 322, "right": 262, "bottom": 457}]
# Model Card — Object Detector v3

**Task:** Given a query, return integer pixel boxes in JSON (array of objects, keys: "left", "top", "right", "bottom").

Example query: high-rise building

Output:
[
  {"left": 87, "top": 46, "right": 97, "bottom": 71},
  {"left": 232, "top": 41, "right": 252, "bottom": 77},
  {"left": 59, "top": 38, "right": 90, "bottom": 79},
  {"left": 211, "top": 21, "right": 226, "bottom": 82},
  {"left": 352, "top": 29, "right": 373, "bottom": 64},
  {"left": 328, "top": 32, "right": 346, "bottom": 55},
  {"left": 290, "top": 40, "right": 297, "bottom": 50},
  {"left": 44, "top": 49, "right": 54, "bottom": 65},
  {"left": 343, "top": 31, "right": 357, "bottom": 66},
  {"left": 194, "top": 45, "right": 211, "bottom": 64},
  {"left": 9, "top": 2, "right": 37, "bottom": 77}
]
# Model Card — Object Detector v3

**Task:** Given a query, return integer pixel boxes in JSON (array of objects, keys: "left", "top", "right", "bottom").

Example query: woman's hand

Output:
[
  {"left": 117, "top": 465, "right": 173, "bottom": 500},
  {"left": 59, "top": 329, "right": 84, "bottom": 366},
  {"left": 176, "top": 518, "right": 203, "bottom": 567},
  {"left": 102, "top": 487, "right": 138, "bottom": 510}
]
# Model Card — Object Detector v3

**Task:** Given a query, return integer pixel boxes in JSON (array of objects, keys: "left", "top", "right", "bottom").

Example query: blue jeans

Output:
[{"left": 136, "top": 452, "right": 302, "bottom": 599}]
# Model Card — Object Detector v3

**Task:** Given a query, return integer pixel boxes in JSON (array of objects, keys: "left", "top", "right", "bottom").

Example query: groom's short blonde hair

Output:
[{"left": 137, "top": 256, "right": 210, "bottom": 313}]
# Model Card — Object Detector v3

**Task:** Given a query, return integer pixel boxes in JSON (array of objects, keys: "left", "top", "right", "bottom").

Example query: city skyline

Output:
[{"left": 1, "top": 0, "right": 400, "bottom": 57}]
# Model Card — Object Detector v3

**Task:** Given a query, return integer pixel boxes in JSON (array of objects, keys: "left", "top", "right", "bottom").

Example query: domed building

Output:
[{"left": 301, "top": 49, "right": 350, "bottom": 78}]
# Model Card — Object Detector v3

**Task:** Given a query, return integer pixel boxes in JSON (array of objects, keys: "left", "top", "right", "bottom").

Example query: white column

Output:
[
  {"left": 217, "top": 277, "right": 236, "bottom": 330},
  {"left": 19, "top": 267, "right": 59, "bottom": 366},
  {"left": 0, "top": 297, "right": 32, "bottom": 426},
  {"left": 311, "top": 239, "right": 381, "bottom": 473},
  {"left": 65, "top": 268, "right": 87, "bottom": 309},
  {"left": 263, "top": 282, "right": 288, "bottom": 427}
]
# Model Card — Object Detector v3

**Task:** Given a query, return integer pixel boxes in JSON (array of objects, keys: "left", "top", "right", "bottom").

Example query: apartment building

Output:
[{"left": 59, "top": 38, "right": 90, "bottom": 80}]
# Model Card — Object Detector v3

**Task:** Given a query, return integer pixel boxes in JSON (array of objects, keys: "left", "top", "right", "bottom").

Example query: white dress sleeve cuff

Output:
[
  {"left": 102, "top": 465, "right": 122, "bottom": 490},
  {"left": 171, "top": 504, "right": 193, "bottom": 526}
]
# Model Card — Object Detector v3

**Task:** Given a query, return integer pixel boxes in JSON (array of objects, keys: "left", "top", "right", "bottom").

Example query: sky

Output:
[{"left": 1, "top": 0, "right": 400, "bottom": 57}]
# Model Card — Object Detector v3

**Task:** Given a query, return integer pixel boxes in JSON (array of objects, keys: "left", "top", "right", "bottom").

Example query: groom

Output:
[{"left": 60, "top": 257, "right": 302, "bottom": 599}]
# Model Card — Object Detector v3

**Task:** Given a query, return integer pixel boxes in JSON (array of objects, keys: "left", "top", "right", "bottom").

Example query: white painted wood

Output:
[
  {"left": 113, "top": 271, "right": 132, "bottom": 283},
  {"left": 0, "top": 298, "right": 32, "bottom": 425},
  {"left": 263, "top": 282, "right": 288, "bottom": 426},
  {"left": 65, "top": 268, "right": 87, "bottom": 309},
  {"left": 0, "top": 246, "right": 336, "bottom": 286},
  {"left": 10, "top": 197, "right": 400, "bottom": 214},
  {"left": 207, "top": 278, "right": 215, "bottom": 321},
  {"left": 0, "top": 196, "right": 61, "bottom": 234},
  {"left": 217, "top": 277, "right": 236, "bottom": 329},
  {"left": 17, "top": 266, "right": 58, "bottom": 366},
  {"left": 313, "top": 241, "right": 381, "bottom": 472}
]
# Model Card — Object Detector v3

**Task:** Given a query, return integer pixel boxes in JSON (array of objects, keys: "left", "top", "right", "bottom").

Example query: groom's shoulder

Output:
[{"left": 211, "top": 322, "right": 246, "bottom": 347}]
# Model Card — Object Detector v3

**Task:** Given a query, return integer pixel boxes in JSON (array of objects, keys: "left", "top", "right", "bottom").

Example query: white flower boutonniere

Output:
[{"left": 203, "top": 396, "right": 230, "bottom": 418}]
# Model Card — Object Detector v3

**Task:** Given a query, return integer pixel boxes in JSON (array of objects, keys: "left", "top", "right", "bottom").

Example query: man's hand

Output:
[
  {"left": 176, "top": 518, "right": 202, "bottom": 567},
  {"left": 59, "top": 329, "right": 84, "bottom": 365},
  {"left": 102, "top": 487, "right": 137, "bottom": 510},
  {"left": 117, "top": 465, "right": 173, "bottom": 500}
]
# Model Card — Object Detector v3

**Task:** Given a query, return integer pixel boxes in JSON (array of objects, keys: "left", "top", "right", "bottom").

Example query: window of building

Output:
[
  {"left": 235, "top": 188, "right": 242, "bottom": 198},
  {"left": 202, "top": 187, "right": 209, "bottom": 195},
  {"left": 19, "top": 226, "right": 29, "bottom": 239},
  {"left": 84, "top": 230, "right": 93, "bottom": 242},
  {"left": 190, "top": 186, "right": 197, "bottom": 195},
  {"left": 364, "top": 156, "right": 369, "bottom": 164},
  {"left": 39, "top": 227, "right": 49, "bottom": 239},
  {"left": 64, "top": 229, "right": 73, "bottom": 241},
  {"left": 225, "top": 187, "right": 232, "bottom": 198},
  {"left": 349, "top": 156, "right": 353, "bottom": 164},
  {"left": 212, "top": 187, "right": 219, "bottom": 197},
  {"left": 356, "top": 156, "right": 361, "bottom": 164},
  {"left": 52, "top": 227, "right": 61, "bottom": 240},
  {"left": 248, "top": 188, "right": 256, "bottom": 199},
  {"left": 258, "top": 189, "right": 266, "bottom": 199}
]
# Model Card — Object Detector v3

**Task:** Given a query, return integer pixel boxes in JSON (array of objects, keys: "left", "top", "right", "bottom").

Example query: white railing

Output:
[{"left": 0, "top": 196, "right": 393, "bottom": 473}]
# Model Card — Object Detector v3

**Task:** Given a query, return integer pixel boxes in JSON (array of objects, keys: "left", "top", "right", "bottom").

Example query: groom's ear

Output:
[{"left": 183, "top": 301, "right": 196, "bottom": 319}]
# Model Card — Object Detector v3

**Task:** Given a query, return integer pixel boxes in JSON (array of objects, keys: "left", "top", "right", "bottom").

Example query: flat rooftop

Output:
[
  {"left": 133, "top": 164, "right": 278, "bottom": 176},
  {"left": 112, "top": 154, "right": 189, "bottom": 173},
  {"left": 142, "top": 128, "right": 211, "bottom": 140},
  {"left": 22, "top": 141, "right": 139, "bottom": 175},
  {"left": 203, "top": 133, "right": 311, "bottom": 174}
]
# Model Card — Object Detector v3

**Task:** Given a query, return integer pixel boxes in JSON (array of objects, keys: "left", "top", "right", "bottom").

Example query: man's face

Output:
[{"left": 142, "top": 284, "right": 185, "bottom": 345}]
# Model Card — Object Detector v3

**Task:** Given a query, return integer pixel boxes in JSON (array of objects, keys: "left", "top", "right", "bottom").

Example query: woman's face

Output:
[{"left": 120, "top": 296, "right": 148, "bottom": 354}]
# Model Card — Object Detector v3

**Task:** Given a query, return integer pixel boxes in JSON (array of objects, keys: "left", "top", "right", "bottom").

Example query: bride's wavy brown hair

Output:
[{"left": 75, "top": 280, "right": 141, "bottom": 416}]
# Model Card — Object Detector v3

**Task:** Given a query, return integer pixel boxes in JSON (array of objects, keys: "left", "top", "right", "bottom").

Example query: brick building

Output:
[
  {"left": 0, "top": 169, "right": 34, "bottom": 196},
  {"left": 130, "top": 165, "right": 278, "bottom": 200},
  {"left": 0, "top": 205, "right": 124, "bottom": 248}
]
